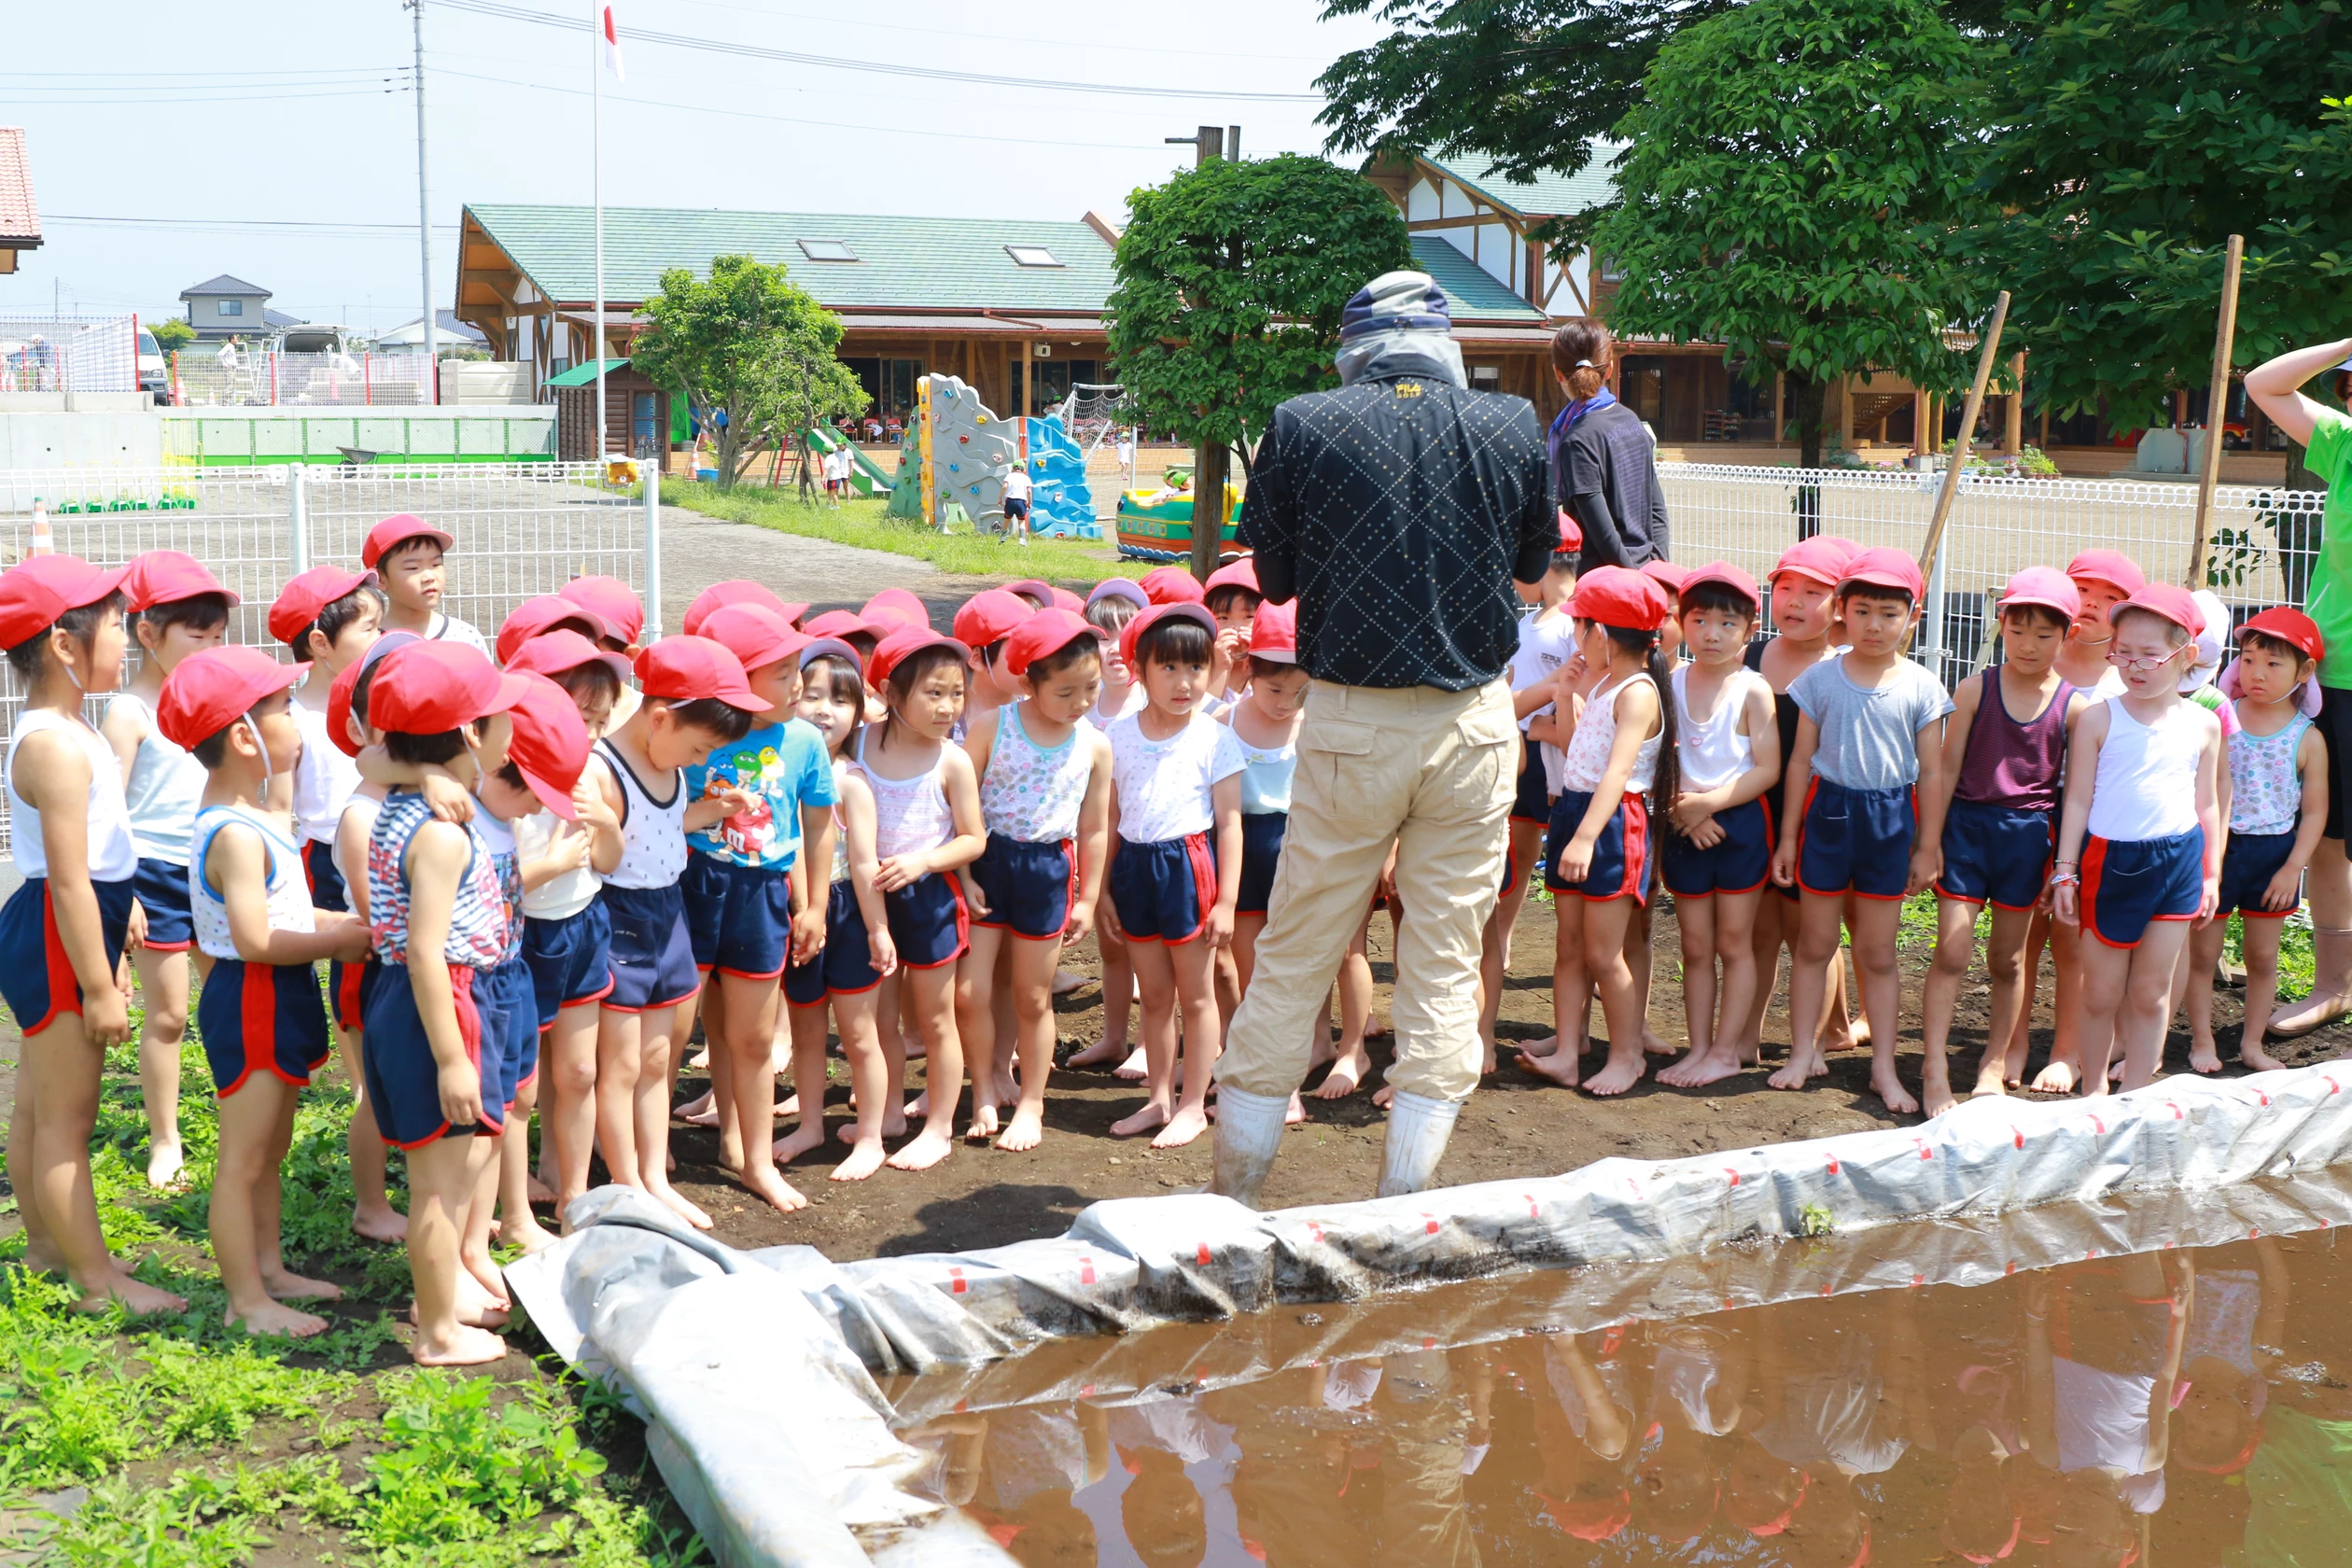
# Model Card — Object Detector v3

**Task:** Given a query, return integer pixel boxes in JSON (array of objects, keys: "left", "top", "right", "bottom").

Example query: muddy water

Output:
[{"left": 890, "top": 1225, "right": 2352, "bottom": 1565}]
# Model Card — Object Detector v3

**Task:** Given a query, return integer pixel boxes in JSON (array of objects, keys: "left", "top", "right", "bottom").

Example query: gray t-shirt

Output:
[{"left": 1789, "top": 656, "right": 1953, "bottom": 791}]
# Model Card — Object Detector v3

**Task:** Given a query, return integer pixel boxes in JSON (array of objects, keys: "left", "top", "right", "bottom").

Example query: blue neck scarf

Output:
[{"left": 1551, "top": 385, "right": 1618, "bottom": 439}]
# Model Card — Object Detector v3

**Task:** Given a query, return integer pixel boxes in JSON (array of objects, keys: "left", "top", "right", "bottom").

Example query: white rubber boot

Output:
[
  {"left": 1209, "top": 1085, "right": 1291, "bottom": 1210},
  {"left": 2269, "top": 927, "right": 2352, "bottom": 1039},
  {"left": 1377, "top": 1090, "right": 1463, "bottom": 1198}
]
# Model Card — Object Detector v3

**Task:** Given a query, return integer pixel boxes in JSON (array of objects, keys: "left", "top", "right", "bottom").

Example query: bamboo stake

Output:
[
  {"left": 1915, "top": 290, "right": 2011, "bottom": 579},
  {"left": 2185, "top": 234, "right": 2246, "bottom": 590}
]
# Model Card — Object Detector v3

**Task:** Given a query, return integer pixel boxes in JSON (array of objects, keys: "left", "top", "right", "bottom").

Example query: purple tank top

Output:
[{"left": 1954, "top": 669, "right": 2074, "bottom": 811}]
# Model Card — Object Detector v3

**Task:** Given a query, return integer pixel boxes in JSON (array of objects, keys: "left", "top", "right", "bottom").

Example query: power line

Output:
[
  {"left": 17, "top": 87, "right": 408, "bottom": 106},
  {"left": 0, "top": 65, "right": 408, "bottom": 77},
  {"left": 657, "top": 0, "right": 1327, "bottom": 63},
  {"left": 48, "top": 214, "right": 459, "bottom": 235}
]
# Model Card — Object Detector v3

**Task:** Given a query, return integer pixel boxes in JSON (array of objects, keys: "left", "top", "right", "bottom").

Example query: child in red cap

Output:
[
  {"left": 1770, "top": 549, "right": 1953, "bottom": 1113},
  {"left": 101, "top": 551, "right": 236, "bottom": 1189},
  {"left": 164, "top": 645, "right": 371, "bottom": 1338},
  {"left": 361, "top": 513, "right": 485, "bottom": 653},
  {"left": 1063, "top": 582, "right": 1150, "bottom": 1075},
  {"left": 2054, "top": 549, "right": 2146, "bottom": 694},
  {"left": 1202, "top": 558, "right": 1262, "bottom": 710},
  {"left": 2051, "top": 587, "right": 2224, "bottom": 1095}
]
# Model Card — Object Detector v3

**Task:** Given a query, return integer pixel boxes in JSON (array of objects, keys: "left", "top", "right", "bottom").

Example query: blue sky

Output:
[{"left": 5, "top": 0, "right": 1379, "bottom": 332}]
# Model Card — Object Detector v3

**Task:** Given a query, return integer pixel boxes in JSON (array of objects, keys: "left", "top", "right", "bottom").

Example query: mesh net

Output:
[
  {"left": 0, "top": 317, "right": 139, "bottom": 394},
  {"left": 1052, "top": 382, "right": 1133, "bottom": 456}
]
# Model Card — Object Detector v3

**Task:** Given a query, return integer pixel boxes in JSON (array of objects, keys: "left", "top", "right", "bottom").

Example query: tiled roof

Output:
[
  {"left": 181, "top": 273, "right": 271, "bottom": 299},
  {"left": 1421, "top": 144, "right": 1624, "bottom": 221},
  {"left": 0, "top": 128, "right": 38, "bottom": 245},
  {"left": 465, "top": 203, "right": 1118, "bottom": 314},
  {"left": 1409, "top": 235, "right": 1547, "bottom": 323}
]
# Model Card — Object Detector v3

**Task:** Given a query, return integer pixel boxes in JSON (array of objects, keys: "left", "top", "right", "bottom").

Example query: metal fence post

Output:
[
  {"left": 287, "top": 463, "right": 311, "bottom": 579},
  {"left": 642, "top": 462, "right": 663, "bottom": 641}
]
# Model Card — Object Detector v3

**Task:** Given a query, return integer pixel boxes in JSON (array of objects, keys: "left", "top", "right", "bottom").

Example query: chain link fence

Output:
[{"left": 0, "top": 315, "right": 139, "bottom": 394}]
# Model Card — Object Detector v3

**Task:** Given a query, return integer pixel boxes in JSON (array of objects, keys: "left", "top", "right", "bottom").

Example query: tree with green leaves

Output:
[
  {"left": 1106, "top": 153, "right": 1411, "bottom": 577},
  {"left": 150, "top": 317, "right": 196, "bottom": 353},
  {"left": 1583, "top": 0, "right": 1991, "bottom": 470},
  {"left": 628, "top": 253, "right": 865, "bottom": 489}
]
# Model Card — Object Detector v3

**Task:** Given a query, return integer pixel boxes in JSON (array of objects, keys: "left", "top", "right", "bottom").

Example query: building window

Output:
[
  {"left": 1005, "top": 245, "right": 1062, "bottom": 268},
  {"left": 797, "top": 239, "right": 859, "bottom": 261},
  {"left": 218, "top": 299, "right": 244, "bottom": 317}
]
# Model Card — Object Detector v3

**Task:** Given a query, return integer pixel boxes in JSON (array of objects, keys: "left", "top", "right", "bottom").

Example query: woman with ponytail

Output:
[{"left": 1520, "top": 567, "right": 1677, "bottom": 1097}]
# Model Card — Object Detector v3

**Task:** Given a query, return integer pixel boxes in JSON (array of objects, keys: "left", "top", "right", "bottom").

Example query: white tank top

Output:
[
  {"left": 856, "top": 728, "right": 954, "bottom": 861},
  {"left": 1560, "top": 672, "right": 1661, "bottom": 796},
  {"left": 190, "top": 804, "right": 315, "bottom": 959},
  {"left": 1673, "top": 666, "right": 1757, "bottom": 793},
  {"left": 979, "top": 704, "right": 1093, "bottom": 843},
  {"left": 2087, "top": 698, "right": 2205, "bottom": 841},
  {"left": 8, "top": 708, "right": 140, "bottom": 883},
  {"left": 106, "top": 691, "right": 206, "bottom": 865},
  {"left": 596, "top": 737, "right": 690, "bottom": 889}
]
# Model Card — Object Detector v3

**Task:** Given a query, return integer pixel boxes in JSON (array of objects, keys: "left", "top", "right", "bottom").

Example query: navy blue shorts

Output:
[
  {"left": 0, "top": 875, "right": 134, "bottom": 1038},
  {"left": 1798, "top": 779, "right": 1917, "bottom": 901},
  {"left": 133, "top": 857, "right": 194, "bottom": 952},
  {"left": 329, "top": 954, "right": 378, "bottom": 1036},
  {"left": 362, "top": 961, "right": 503, "bottom": 1147},
  {"left": 784, "top": 881, "right": 885, "bottom": 1007},
  {"left": 1661, "top": 796, "right": 1772, "bottom": 899},
  {"left": 1236, "top": 812, "right": 1287, "bottom": 917},
  {"left": 1111, "top": 833, "right": 1218, "bottom": 944},
  {"left": 2081, "top": 829, "right": 2205, "bottom": 949},
  {"left": 196, "top": 957, "right": 331, "bottom": 1098},
  {"left": 884, "top": 871, "right": 969, "bottom": 970},
  {"left": 1510, "top": 739, "right": 1551, "bottom": 826},
  {"left": 683, "top": 853, "right": 794, "bottom": 980},
  {"left": 2217, "top": 829, "right": 2297, "bottom": 920},
  {"left": 598, "top": 883, "right": 702, "bottom": 1012},
  {"left": 523, "top": 901, "right": 613, "bottom": 1027},
  {"left": 302, "top": 837, "right": 347, "bottom": 914},
  {"left": 1003, "top": 496, "right": 1030, "bottom": 521},
  {"left": 971, "top": 833, "right": 1076, "bottom": 940},
  {"left": 1544, "top": 790, "right": 1653, "bottom": 903},
  {"left": 1939, "top": 798, "right": 2055, "bottom": 911},
  {"left": 479, "top": 958, "right": 539, "bottom": 1108}
]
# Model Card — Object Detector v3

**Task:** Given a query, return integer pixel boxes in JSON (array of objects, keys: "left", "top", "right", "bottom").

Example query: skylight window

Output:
[
  {"left": 1005, "top": 245, "right": 1063, "bottom": 268},
  {"left": 797, "top": 239, "right": 859, "bottom": 261}
]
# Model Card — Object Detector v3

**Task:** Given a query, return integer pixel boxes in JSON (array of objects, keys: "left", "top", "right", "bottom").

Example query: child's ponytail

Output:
[{"left": 1645, "top": 635, "right": 1679, "bottom": 814}]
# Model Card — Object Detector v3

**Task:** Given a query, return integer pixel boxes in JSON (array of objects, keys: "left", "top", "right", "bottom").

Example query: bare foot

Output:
[
  {"left": 1969, "top": 1060, "right": 2012, "bottom": 1099},
  {"left": 995, "top": 1106, "right": 1043, "bottom": 1152},
  {"left": 525, "top": 1172, "right": 555, "bottom": 1206},
  {"left": 1515, "top": 1045, "right": 1582, "bottom": 1089},
  {"left": 1518, "top": 1032, "right": 1561, "bottom": 1058},
  {"left": 675, "top": 1091, "right": 720, "bottom": 1127},
  {"left": 1365, "top": 1019, "right": 1391, "bottom": 1040},
  {"left": 2030, "top": 1057, "right": 2080, "bottom": 1094},
  {"left": 1052, "top": 969, "right": 1091, "bottom": 997},
  {"left": 493, "top": 1215, "right": 558, "bottom": 1254},
  {"left": 354, "top": 1208, "right": 410, "bottom": 1244},
  {"left": 461, "top": 1254, "right": 511, "bottom": 1311},
  {"left": 1286, "top": 1092, "right": 1307, "bottom": 1126},
  {"left": 229, "top": 1299, "right": 329, "bottom": 1338},
  {"left": 77, "top": 1275, "right": 188, "bottom": 1316},
  {"left": 967, "top": 1102, "right": 1001, "bottom": 1141},
  {"left": 261, "top": 1268, "right": 345, "bottom": 1302},
  {"left": 1921, "top": 1078, "right": 1960, "bottom": 1118},
  {"left": 1109, "top": 1099, "right": 1172, "bottom": 1138},
  {"left": 777, "top": 1090, "right": 800, "bottom": 1118},
  {"left": 832, "top": 1137, "right": 887, "bottom": 1181},
  {"left": 1313, "top": 1048, "right": 1370, "bottom": 1099},
  {"left": 413, "top": 1275, "right": 506, "bottom": 1329},
  {"left": 1767, "top": 1051, "right": 1820, "bottom": 1091},
  {"left": 687, "top": 1047, "right": 711, "bottom": 1071},
  {"left": 1065, "top": 1035, "right": 1130, "bottom": 1069},
  {"left": 1582, "top": 1054, "right": 1645, "bottom": 1097},
  {"left": 1871, "top": 1067, "right": 1922, "bottom": 1115},
  {"left": 1642, "top": 1028, "right": 1677, "bottom": 1057},
  {"left": 1659, "top": 1048, "right": 1742, "bottom": 1088},
  {"left": 648, "top": 1179, "right": 713, "bottom": 1229},
  {"left": 1151, "top": 1103, "right": 1212, "bottom": 1149},
  {"left": 903, "top": 1088, "right": 931, "bottom": 1118},
  {"left": 1481, "top": 1042, "right": 1496, "bottom": 1076},
  {"left": 413, "top": 1323, "right": 507, "bottom": 1366},
  {"left": 146, "top": 1141, "right": 185, "bottom": 1190},
  {"left": 737, "top": 1164, "right": 809, "bottom": 1213},
  {"left": 1371, "top": 1084, "right": 1394, "bottom": 1109},
  {"left": 2241, "top": 1044, "right": 2289, "bottom": 1072},
  {"left": 773, "top": 1120, "right": 830, "bottom": 1164},
  {"left": 2189, "top": 1038, "right": 2223, "bottom": 1075},
  {"left": 887, "top": 1127, "right": 956, "bottom": 1171},
  {"left": 1112, "top": 1047, "right": 1150, "bottom": 1082},
  {"left": 988, "top": 1071, "right": 1020, "bottom": 1106}
]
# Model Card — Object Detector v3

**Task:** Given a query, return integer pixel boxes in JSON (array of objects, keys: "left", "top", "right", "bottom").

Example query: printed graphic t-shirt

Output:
[{"left": 681, "top": 716, "right": 838, "bottom": 871}]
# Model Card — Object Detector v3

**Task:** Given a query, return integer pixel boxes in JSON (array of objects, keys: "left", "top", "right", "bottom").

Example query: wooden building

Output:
[{"left": 546, "top": 357, "right": 669, "bottom": 461}]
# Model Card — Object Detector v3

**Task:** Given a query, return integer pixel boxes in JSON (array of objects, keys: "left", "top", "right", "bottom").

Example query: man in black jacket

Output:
[{"left": 1212, "top": 271, "right": 1555, "bottom": 1205}]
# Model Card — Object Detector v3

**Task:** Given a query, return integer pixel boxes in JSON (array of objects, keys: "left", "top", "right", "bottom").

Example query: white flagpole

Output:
[{"left": 593, "top": 0, "right": 606, "bottom": 462}]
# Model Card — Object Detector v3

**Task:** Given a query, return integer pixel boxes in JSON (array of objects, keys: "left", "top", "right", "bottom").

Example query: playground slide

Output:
[
  {"left": 802, "top": 425, "right": 895, "bottom": 497},
  {"left": 889, "top": 375, "right": 1099, "bottom": 538}
]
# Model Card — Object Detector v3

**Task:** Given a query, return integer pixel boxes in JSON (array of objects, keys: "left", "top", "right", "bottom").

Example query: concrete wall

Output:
[{"left": 0, "top": 407, "right": 166, "bottom": 468}]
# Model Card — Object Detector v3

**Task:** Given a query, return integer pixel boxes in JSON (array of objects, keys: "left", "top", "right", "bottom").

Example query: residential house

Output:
[
  {"left": 373, "top": 309, "right": 489, "bottom": 355},
  {"left": 179, "top": 274, "right": 301, "bottom": 341},
  {"left": 0, "top": 127, "right": 38, "bottom": 275}
]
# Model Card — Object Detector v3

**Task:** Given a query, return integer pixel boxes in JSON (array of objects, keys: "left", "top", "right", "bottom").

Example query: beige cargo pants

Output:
[{"left": 1218, "top": 677, "right": 1516, "bottom": 1104}]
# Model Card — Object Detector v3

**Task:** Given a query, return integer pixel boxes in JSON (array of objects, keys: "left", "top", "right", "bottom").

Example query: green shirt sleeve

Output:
[{"left": 2303, "top": 409, "right": 2352, "bottom": 688}]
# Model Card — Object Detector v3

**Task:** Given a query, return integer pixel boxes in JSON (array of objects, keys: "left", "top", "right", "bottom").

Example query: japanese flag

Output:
[{"left": 601, "top": 5, "right": 624, "bottom": 81}]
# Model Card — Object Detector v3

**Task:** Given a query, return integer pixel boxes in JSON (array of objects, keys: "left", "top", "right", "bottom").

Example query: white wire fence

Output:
[
  {"left": 1659, "top": 462, "right": 2328, "bottom": 689},
  {"left": 0, "top": 461, "right": 654, "bottom": 858},
  {"left": 167, "top": 350, "right": 440, "bottom": 408},
  {"left": 0, "top": 316, "right": 139, "bottom": 394}
]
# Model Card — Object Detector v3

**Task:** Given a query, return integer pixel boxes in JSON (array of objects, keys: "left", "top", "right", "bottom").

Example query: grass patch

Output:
[{"left": 663, "top": 482, "right": 1147, "bottom": 582}]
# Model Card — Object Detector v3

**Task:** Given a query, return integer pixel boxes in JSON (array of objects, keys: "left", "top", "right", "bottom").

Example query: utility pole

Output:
[
  {"left": 409, "top": 0, "right": 437, "bottom": 380},
  {"left": 593, "top": 0, "right": 607, "bottom": 461},
  {"left": 1162, "top": 125, "right": 1239, "bottom": 581}
]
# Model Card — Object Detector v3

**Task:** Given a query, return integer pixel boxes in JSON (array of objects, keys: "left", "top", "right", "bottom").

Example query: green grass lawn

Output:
[{"left": 663, "top": 482, "right": 1150, "bottom": 583}]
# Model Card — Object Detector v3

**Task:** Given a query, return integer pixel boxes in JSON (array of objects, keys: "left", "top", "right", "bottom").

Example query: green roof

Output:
[
  {"left": 466, "top": 203, "right": 1117, "bottom": 314},
  {"left": 544, "top": 356, "right": 627, "bottom": 387},
  {"left": 1421, "top": 143, "right": 1623, "bottom": 221},
  {"left": 1409, "top": 235, "right": 1547, "bottom": 323}
]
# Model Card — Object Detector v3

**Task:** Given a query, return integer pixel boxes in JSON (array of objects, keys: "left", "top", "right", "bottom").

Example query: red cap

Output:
[
  {"left": 327, "top": 630, "right": 424, "bottom": 757},
  {"left": 1120, "top": 601, "right": 1219, "bottom": 671},
  {"left": 502, "top": 673, "right": 590, "bottom": 819},
  {"left": 2240, "top": 606, "right": 2325, "bottom": 665},
  {"left": 1995, "top": 567, "right": 2081, "bottom": 623},
  {"left": 682, "top": 580, "right": 786, "bottom": 637},
  {"left": 1640, "top": 559, "right": 1690, "bottom": 595},
  {"left": 1048, "top": 586, "right": 1087, "bottom": 614},
  {"left": 1840, "top": 547, "right": 1925, "bottom": 601},
  {"left": 558, "top": 575, "right": 645, "bottom": 646},
  {"left": 368, "top": 640, "right": 532, "bottom": 735},
  {"left": 496, "top": 594, "right": 609, "bottom": 665},
  {"left": 503, "top": 627, "right": 633, "bottom": 688},
  {"left": 1680, "top": 561, "right": 1760, "bottom": 611},
  {"left": 266, "top": 565, "right": 373, "bottom": 647},
  {"left": 634, "top": 636, "right": 772, "bottom": 711},
  {"left": 155, "top": 645, "right": 307, "bottom": 752},
  {"left": 1537, "top": 1489, "right": 1631, "bottom": 1543},
  {"left": 359, "top": 512, "right": 454, "bottom": 570},
  {"left": 1249, "top": 599, "right": 1298, "bottom": 663},
  {"left": 1139, "top": 566, "right": 1207, "bottom": 606},
  {"left": 802, "top": 609, "right": 883, "bottom": 643},
  {"left": 0, "top": 554, "right": 132, "bottom": 650},
  {"left": 1569, "top": 566, "right": 1669, "bottom": 632},
  {"left": 1003, "top": 609, "right": 1097, "bottom": 679},
  {"left": 697, "top": 603, "right": 809, "bottom": 674},
  {"left": 123, "top": 550, "right": 238, "bottom": 614},
  {"left": 1770, "top": 537, "right": 1853, "bottom": 589},
  {"left": 953, "top": 588, "right": 1034, "bottom": 650},
  {"left": 867, "top": 626, "right": 972, "bottom": 688},
  {"left": 2115, "top": 583, "right": 2205, "bottom": 640},
  {"left": 2066, "top": 549, "right": 2147, "bottom": 595},
  {"left": 1204, "top": 558, "right": 1261, "bottom": 597},
  {"left": 1557, "top": 509, "right": 1583, "bottom": 554},
  {"left": 860, "top": 587, "right": 930, "bottom": 631},
  {"left": 1001, "top": 578, "right": 1057, "bottom": 607}
]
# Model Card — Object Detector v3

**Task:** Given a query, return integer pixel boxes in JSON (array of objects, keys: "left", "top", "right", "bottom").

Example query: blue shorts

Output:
[
  {"left": 1003, "top": 496, "right": 1030, "bottom": 521},
  {"left": 1110, "top": 833, "right": 1218, "bottom": 944},
  {"left": 302, "top": 837, "right": 347, "bottom": 914},
  {"left": 883, "top": 871, "right": 969, "bottom": 970},
  {"left": 1798, "top": 779, "right": 1917, "bottom": 901},
  {"left": 598, "top": 883, "right": 701, "bottom": 1012},
  {"left": 2081, "top": 829, "right": 2205, "bottom": 949},
  {"left": 133, "top": 857, "right": 194, "bottom": 952},
  {"left": 683, "top": 852, "right": 794, "bottom": 980},
  {"left": 1236, "top": 812, "right": 1287, "bottom": 917},
  {"left": 523, "top": 901, "right": 613, "bottom": 1027},
  {"left": 1938, "top": 798, "right": 2055, "bottom": 911},
  {"left": 2217, "top": 829, "right": 2297, "bottom": 920},
  {"left": 1544, "top": 790, "right": 1653, "bottom": 903},
  {"left": 479, "top": 958, "right": 539, "bottom": 1108},
  {"left": 0, "top": 875, "right": 134, "bottom": 1038},
  {"left": 1661, "top": 796, "right": 1772, "bottom": 899},
  {"left": 362, "top": 960, "right": 503, "bottom": 1147},
  {"left": 329, "top": 954, "right": 378, "bottom": 1035},
  {"left": 1510, "top": 739, "right": 1551, "bottom": 827},
  {"left": 784, "top": 881, "right": 884, "bottom": 1007},
  {"left": 971, "top": 833, "right": 1076, "bottom": 940},
  {"left": 196, "top": 957, "right": 331, "bottom": 1098}
]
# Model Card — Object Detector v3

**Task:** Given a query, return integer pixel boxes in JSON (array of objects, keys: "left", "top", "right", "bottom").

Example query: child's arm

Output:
[
  {"left": 2193, "top": 712, "right": 2224, "bottom": 921},
  {"left": 1915, "top": 674, "right": 1981, "bottom": 867},
  {"left": 681, "top": 779, "right": 757, "bottom": 832},
  {"left": 1769, "top": 715, "right": 1821, "bottom": 888},
  {"left": 1554, "top": 679, "right": 1660, "bottom": 888},
  {"left": 1206, "top": 775, "right": 1243, "bottom": 950},
  {"left": 791, "top": 803, "right": 832, "bottom": 964},
  {"left": 2271, "top": 725, "right": 2333, "bottom": 911},
  {"left": 355, "top": 744, "right": 475, "bottom": 822},
  {"left": 2050, "top": 704, "right": 2110, "bottom": 928},
  {"left": 207, "top": 825, "right": 371, "bottom": 964},
  {"left": 98, "top": 695, "right": 146, "bottom": 790},
  {"left": 1907, "top": 708, "right": 1952, "bottom": 896},
  {"left": 875, "top": 749, "right": 987, "bottom": 891},
  {"left": 337, "top": 809, "right": 373, "bottom": 926},
  {"left": 518, "top": 819, "right": 592, "bottom": 892},
  {"left": 1066, "top": 731, "right": 1114, "bottom": 944},
  {"left": 1511, "top": 682, "right": 1558, "bottom": 721},
  {"left": 1100, "top": 789, "right": 1126, "bottom": 941},
  {"left": 579, "top": 763, "right": 624, "bottom": 875},
  {"left": 1724, "top": 674, "right": 1784, "bottom": 807},
  {"left": 838, "top": 772, "right": 897, "bottom": 975},
  {"left": 18, "top": 731, "right": 131, "bottom": 1045},
  {"left": 960, "top": 707, "right": 1000, "bottom": 784},
  {"left": 402, "top": 821, "right": 485, "bottom": 1128}
]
